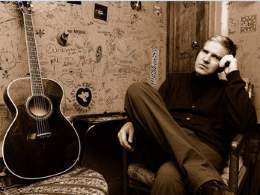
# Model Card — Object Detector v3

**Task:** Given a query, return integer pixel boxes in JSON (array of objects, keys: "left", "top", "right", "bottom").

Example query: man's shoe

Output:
[{"left": 196, "top": 180, "right": 231, "bottom": 195}]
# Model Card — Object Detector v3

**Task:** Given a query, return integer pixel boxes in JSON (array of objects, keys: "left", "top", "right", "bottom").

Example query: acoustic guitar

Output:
[{"left": 2, "top": 2, "right": 81, "bottom": 180}]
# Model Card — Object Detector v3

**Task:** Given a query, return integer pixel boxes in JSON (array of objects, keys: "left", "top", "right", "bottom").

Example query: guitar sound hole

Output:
[{"left": 26, "top": 95, "right": 53, "bottom": 119}]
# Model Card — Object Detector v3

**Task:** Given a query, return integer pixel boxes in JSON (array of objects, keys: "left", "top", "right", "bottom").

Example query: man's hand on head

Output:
[
  {"left": 117, "top": 121, "right": 135, "bottom": 152},
  {"left": 219, "top": 54, "right": 238, "bottom": 74}
]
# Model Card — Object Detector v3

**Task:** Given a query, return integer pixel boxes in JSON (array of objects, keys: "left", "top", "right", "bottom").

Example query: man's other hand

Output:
[
  {"left": 219, "top": 54, "right": 238, "bottom": 74},
  {"left": 118, "top": 121, "right": 135, "bottom": 152}
]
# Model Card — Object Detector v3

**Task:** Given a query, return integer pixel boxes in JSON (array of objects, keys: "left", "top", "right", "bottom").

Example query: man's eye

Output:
[
  {"left": 213, "top": 55, "right": 221, "bottom": 61},
  {"left": 202, "top": 49, "right": 208, "bottom": 54}
]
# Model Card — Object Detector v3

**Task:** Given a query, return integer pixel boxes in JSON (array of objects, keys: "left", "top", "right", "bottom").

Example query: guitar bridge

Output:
[
  {"left": 27, "top": 132, "right": 52, "bottom": 140},
  {"left": 37, "top": 132, "right": 52, "bottom": 139}
]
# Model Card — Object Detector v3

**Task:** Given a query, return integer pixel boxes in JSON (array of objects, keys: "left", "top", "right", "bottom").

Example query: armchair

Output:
[{"left": 122, "top": 133, "right": 250, "bottom": 195}]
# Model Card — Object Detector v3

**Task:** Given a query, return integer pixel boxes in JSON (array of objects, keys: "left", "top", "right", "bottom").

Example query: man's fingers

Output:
[
  {"left": 219, "top": 55, "right": 234, "bottom": 67},
  {"left": 128, "top": 130, "right": 134, "bottom": 144},
  {"left": 219, "top": 54, "right": 238, "bottom": 74},
  {"left": 118, "top": 131, "right": 133, "bottom": 151},
  {"left": 123, "top": 141, "right": 133, "bottom": 151}
]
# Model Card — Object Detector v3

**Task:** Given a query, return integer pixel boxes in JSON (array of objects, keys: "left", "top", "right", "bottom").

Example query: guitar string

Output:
[
  {"left": 34, "top": 95, "right": 40, "bottom": 136},
  {"left": 25, "top": 12, "right": 50, "bottom": 138},
  {"left": 24, "top": 13, "right": 42, "bottom": 136},
  {"left": 40, "top": 88, "right": 48, "bottom": 137},
  {"left": 34, "top": 75, "right": 42, "bottom": 136},
  {"left": 37, "top": 76, "right": 46, "bottom": 136},
  {"left": 27, "top": 15, "right": 44, "bottom": 135}
]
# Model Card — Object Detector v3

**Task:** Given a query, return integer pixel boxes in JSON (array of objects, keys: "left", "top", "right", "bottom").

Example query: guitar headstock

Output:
[{"left": 17, "top": 1, "right": 32, "bottom": 14}]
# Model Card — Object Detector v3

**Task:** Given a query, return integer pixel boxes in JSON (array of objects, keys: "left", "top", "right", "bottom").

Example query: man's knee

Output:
[
  {"left": 151, "top": 161, "right": 186, "bottom": 195},
  {"left": 126, "top": 82, "right": 149, "bottom": 99}
]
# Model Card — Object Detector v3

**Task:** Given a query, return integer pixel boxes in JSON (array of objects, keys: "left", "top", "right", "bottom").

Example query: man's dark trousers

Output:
[{"left": 124, "top": 82, "right": 225, "bottom": 194}]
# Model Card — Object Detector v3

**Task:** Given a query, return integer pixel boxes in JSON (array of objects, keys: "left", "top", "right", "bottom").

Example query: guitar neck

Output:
[{"left": 23, "top": 13, "right": 44, "bottom": 95}]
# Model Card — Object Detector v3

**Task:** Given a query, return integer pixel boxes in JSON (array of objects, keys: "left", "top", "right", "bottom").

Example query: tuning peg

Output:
[{"left": 130, "top": 1, "right": 142, "bottom": 11}]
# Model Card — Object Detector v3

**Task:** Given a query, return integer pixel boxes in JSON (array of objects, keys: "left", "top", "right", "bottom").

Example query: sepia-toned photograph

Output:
[{"left": 0, "top": 1, "right": 259, "bottom": 195}]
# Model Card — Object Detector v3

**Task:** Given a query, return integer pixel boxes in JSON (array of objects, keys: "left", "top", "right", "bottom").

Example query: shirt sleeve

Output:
[{"left": 225, "top": 70, "right": 257, "bottom": 132}]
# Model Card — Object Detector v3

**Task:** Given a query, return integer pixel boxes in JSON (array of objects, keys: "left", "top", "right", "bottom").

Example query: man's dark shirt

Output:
[{"left": 159, "top": 71, "right": 257, "bottom": 158}]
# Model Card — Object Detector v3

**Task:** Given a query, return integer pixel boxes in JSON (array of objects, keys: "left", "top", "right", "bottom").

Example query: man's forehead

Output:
[{"left": 203, "top": 40, "right": 228, "bottom": 57}]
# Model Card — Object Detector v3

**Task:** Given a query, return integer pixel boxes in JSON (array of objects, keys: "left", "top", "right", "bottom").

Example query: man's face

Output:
[{"left": 194, "top": 40, "right": 229, "bottom": 75}]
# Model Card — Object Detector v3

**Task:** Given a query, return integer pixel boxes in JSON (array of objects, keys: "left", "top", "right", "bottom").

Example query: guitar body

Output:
[{"left": 3, "top": 77, "right": 81, "bottom": 180}]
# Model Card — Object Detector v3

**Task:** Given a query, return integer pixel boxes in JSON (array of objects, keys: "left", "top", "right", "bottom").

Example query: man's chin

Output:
[{"left": 195, "top": 69, "right": 208, "bottom": 76}]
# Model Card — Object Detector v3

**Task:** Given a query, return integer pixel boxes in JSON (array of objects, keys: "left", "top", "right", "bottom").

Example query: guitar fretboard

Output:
[{"left": 23, "top": 13, "right": 44, "bottom": 95}]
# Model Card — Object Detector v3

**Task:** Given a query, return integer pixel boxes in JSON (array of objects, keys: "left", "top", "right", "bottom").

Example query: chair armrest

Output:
[
  {"left": 228, "top": 134, "right": 246, "bottom": 194},
  {"left": 231, "top": 134, "right": 244, "bottom": 155}
]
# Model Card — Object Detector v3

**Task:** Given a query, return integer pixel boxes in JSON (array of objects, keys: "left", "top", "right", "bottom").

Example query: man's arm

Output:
[
  {"left": 225, "top": 71, "right": 257, "bottom": 131},
  {"left": 220, "top": 55, "right": 257, "bottom": 131}
]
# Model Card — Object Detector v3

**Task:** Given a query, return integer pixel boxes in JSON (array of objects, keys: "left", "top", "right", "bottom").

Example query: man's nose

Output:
[{"left": 203, "top": 54, "right": 211, "bottom": 63}]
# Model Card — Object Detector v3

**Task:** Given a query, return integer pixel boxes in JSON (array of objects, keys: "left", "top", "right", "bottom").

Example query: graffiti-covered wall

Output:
[
  {"left": 228, "top": 2, "right": 260, "bottom": 121},
  {"left": 0, "top": 1, "right": 167, "bottom": 129}
]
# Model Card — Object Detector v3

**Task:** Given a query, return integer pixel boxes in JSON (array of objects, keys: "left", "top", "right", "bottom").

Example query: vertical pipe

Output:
[{"left": 221, "top": 1, "right": 229, "bottom": 36}]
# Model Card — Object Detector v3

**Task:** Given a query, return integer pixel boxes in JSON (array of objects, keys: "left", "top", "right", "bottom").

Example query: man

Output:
[{"left": 117, "top": 35, "right": 257, "bottom": 195}]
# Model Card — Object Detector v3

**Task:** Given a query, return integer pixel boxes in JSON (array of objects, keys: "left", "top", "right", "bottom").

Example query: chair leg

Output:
[
  {"left": 122, "top": 149, "right": 128, "bottom": 195},
  {"left": 229, "top": 152, "right": 239, "bottom": 194}
]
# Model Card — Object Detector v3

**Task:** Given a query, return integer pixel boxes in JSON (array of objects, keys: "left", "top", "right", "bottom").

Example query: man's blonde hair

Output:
[{"left": 208, "top": 35, "right": 237, "bottom": 57}]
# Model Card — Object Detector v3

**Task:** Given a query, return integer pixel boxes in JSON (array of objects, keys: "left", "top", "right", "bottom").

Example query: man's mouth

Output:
[{"left": 199, "top": 64, "right": 207, "bottom": 70}]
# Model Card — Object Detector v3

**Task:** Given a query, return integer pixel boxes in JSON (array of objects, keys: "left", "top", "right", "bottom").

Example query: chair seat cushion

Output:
[
  {"left": 128, "top": 157, "right": 244, "bottom": 187},
  {"left": 3, "top": 167, "right": 108, "bottom": 195},
  {"left": 128, "top": 163, "right": 155, "bottom": 186}
]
